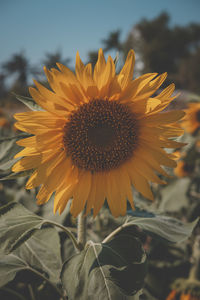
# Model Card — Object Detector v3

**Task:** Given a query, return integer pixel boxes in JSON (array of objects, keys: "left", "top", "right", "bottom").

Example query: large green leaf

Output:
[
  {"left": 0, "top": 227, "right": 62, "bottom": 287},
  {"left": 0, "top": 202, "right": 77, "bottom": 255},
  {"left": 122, "top": 214, "right": 198, "bottom": 243},
  {"left": 61, "top": 234, "right": 147, "bottom": 300},
  {"left": 14, "top": 94, "right": 42, "bottom": 111},
  {"left": 0, "top": 202, "right": 45, "bottom": 254},
  {"left": 158, "top": 178, "right": 190, "bottom": 212}
]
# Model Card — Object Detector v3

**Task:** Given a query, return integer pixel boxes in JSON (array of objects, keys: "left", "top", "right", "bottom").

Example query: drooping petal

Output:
[{"left": 70, "top": 170, "right": 92, "bottom": 217}]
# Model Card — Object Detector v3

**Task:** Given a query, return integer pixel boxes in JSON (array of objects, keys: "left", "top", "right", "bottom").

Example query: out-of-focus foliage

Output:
[
  {"left": 124, "top": 13, "right": 200, "bottom": 92},
  {"left": 42, "top": 50, "right": 71, "bottom": 70}
]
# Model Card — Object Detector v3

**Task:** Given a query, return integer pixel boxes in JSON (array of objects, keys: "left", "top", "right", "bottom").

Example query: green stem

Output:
[
  {"left": 102, "top": 222, "right": 129, "bottom": 243},
  {"left": 45, "top": 220, "right": 80, "bottom": 251},
  {"left": 189, "top": 236, "right": 200, "bottom": 281},
  {"left": 77, "top": 211, "right": 87, "bottom": 250},
  {"left": 28, "top": 284, "right": 36, "bottom": 300}
]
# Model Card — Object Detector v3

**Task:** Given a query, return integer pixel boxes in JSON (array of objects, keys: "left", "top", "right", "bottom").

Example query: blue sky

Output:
[{"left": 0, "top": 0, "right": 200, "bottom": 68}]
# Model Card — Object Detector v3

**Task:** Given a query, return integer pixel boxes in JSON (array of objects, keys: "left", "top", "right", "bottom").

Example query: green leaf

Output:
[
  {"left": 158, "top": 178, "right": 191, "bottom": 212},
  {"left": 0, "top": 202, "right": 45, "bottom": 254},
  {"left": 14, "top": 94, "right": 42, "bottom": 111},
  {"left": 0, "top": 202, "right": 78, "bottom": 254},
  {"left": 61, "top": 234, "right": 147, "bottom": 300},
  {"left": 125, "top": 214, "right": 198, "bottom": 243},
  {"left": 0, "top": 169, "right": 33, "bottom": 181},
  {"left": 0, "top": 227, "right": 62, "bottom": 287},
  {"left": 0, "top": 137, "right": 21, "bottom": 169},
  {"left": 41, "top": 196, "right": 71, "bottom": 224},
  {"left": 0, "top": 254, "right": 27, "bottom": 288},
  {"left": 0, "top": 133, "right": 31, "bottom": 180}
]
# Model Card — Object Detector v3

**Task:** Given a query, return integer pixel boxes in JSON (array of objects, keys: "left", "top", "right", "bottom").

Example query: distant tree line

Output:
[
  {"left": 0, "top": 50, "right": 71, "bottom": 106},
  {"left": 1, "top": 12, "right": 200, "bottom": 107},
  {"left": 89, "top": 13, "right": 200, "bottom": 93}
]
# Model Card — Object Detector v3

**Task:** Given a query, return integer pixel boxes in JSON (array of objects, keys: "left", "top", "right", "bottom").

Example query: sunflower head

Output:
[
  {"left": 12, "top": 48, "right": 185, "bottom": 217},
  {"left": 181, "top": 102, "right": 200, "bottom": 134}
]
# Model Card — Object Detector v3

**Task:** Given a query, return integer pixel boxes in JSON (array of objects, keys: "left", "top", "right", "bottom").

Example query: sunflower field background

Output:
[{"left": 0, "top": 4, "right": 200, "bottom": 300}]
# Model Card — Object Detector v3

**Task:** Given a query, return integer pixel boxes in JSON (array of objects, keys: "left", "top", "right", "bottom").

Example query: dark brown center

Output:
[{"left": 63, "top": 99, "right": 139, "bottom": 172}]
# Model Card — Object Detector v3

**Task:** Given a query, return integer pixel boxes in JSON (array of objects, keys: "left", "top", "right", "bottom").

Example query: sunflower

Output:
[
  {"left": 181, "top": 102, "right": 200, "bottom": 134},
  {"left": 12, "top": 49, "right": 185, "bottom": 217}
]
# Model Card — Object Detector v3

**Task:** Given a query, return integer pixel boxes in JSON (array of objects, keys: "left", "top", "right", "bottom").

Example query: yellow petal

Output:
[
  {"left": 141, "top": 110, "right": 185, "bottom": 124},
  {"left": 75, "top": 51, "right": 85, "bottom": 83},
  {"left": 85, "top": 173, "right": 97, "bottom": 215},
  {"left": 60, "top": 82, "right": 84, "bottom": 105},
  {"left": 132, "top": 156, "right": 166, "bottom": 185},
  {"left": 136, "top": 72, "right": 167, "bottom": 100},
  {"left": 12, "top": 155, "right": 43, "bottom": 172},
  {"left": 134, "top": 148, "right": 170, "bottom": 178},
  {"left": 14, "top": 111, "right": 65, "bottom": 129},
  {"left": 130, "top": 169, "right": 154, "bottom": 201},
  {"left": 93, "top": 172, "right": 107, "bottom": 217},
  {"left": 93, "top": 48, "right": 106, "bottom": 86},
  {"left": 16, "top": 131, "right": 63, "bottom": 151},
  {"left": 56, "top": 63, "right": 78, "bottom": 84},
  {"left": 36, "top": 185, "right": 53, "bottom": 205},
  {"left": 70, "top": 170, "right": 92, "bottom": 217},
  {"left": 106, "top": 171, "right": 122, "bottom": 217},
  {"left": 118, "top": 49, "right": 135, "bottom": 89},
  {"left": 25, "top": 150, "right": 65, "bottom": 189},
  {"left": 83, "top": 63, "right": 94, "bottom": 87},
  {"left": 98, "top": 56, "right": 115, "bottom": 97},
  {"left": 140, "top": 141, "right": 177, "bottom": 167},
  {"left": 33, "top": 80, "right": 73, "bottom": 110},
  {"left": 29, "top": 87, "right": 68, "bottom": 116},
  {"left": 54, "top": 166, "right": 78, "bottom": 213},
  {"left": 119, "top": 73, "right": 157, "bottom": 103},
  {"left": 54, "top": 184, "right": 74, "bottom": 214},
  {"left": 14, "top": 147, "right": 50, "bottom": 158}
]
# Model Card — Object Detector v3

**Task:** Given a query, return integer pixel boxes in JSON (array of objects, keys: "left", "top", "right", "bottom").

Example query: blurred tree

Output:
[
  {"left": 87, "top": 51, "right": 98, "bottom": 68},
  {"left": 42, "top": 50, "right": 71, "bottom": 69},
  {"left": 176, "top": 48, "right": 200, "bottom": 91},
  {"left": 102, "top": 29, "right": 122, "bottom": 52},
  {"left": 124, "top": 12, "right": 200, "bottom": 92},
  {"left": 87, "top": 30, "right": 123, "bottom": 69},
  {"left": 0, "top": 74, "right": 7, "bottom": 102},
  {"left": 2, "top": 52, "right": 29, "bottom": 87}
]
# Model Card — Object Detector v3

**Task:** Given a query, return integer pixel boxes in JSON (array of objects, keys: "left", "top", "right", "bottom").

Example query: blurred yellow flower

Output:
[
  {"left": 0, "top": 108, "right": 10, "bottom": 128},
  {"left": 12, "top": 49, "right": 185, "bottom": 217},
  {"left": 195, "top": 140, "right": 200, "bottom": 150},
  {"left": 174, "top": 160, "right": 194, "bottom": 177},
  {"left": 166, "top": 290, "right": 200, "bottom": 300},
  {"left": 166, "top": 290, "right": 177, "bottom": 300},
  {"left": 181, "top": 102, "right": 200, "bottom": 134}
]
